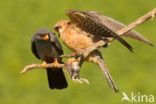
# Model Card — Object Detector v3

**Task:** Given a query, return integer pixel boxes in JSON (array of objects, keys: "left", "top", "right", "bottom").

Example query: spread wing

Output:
[
  {"left": 66, "top": 10, "right": 153, "bottom": 46},
  {"left": 66, "top": 10, "right": 133, "bottom": 52}
]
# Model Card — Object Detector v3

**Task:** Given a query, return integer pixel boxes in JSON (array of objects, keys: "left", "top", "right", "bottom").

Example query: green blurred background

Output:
[{"left": 0, "top": 0, "right": 156, "bottom": 104}]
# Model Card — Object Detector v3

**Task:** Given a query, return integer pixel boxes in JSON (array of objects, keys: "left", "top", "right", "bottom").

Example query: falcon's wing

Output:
[
  {"left": 49, "top": 32, "right": 64, "bottom": 55},
  {"left": 86, "top": 11, "right": 153, "bottom": 46},
  {"left": 31, "top": 37, "right": 40, "bottom": 59},
  {"left": 66, "top": 10, "right": 134, "bottom": 52},
  {"left": 66, "top": 10, "right": 153, "bottom": 46}
]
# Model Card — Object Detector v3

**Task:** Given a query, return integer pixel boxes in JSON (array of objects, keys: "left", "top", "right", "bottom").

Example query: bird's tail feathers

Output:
[
  {"left": 46, "top": 68, "right": 68, "bottom": 89},
  {"left": 91, "top": 54, "right": 119, "bottom": 92},
  {"left": 98, "top": 58, "right": 118, "bottom": 92}
]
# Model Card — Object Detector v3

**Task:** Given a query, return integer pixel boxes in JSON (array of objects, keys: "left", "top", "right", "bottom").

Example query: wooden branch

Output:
[
  {"left": 20, "top": 63, "right": 64, "bottom": 74},
  {"left": 117, "top": 8, "right": 156, "bottom": 35}
]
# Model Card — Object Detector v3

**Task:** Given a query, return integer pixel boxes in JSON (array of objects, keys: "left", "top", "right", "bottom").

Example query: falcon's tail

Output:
[
  {"left": 46, "top": 68, "right": 68, "bottom": 89},
  {"left": 97, "top": 58, "right": 119, "bottom": 92},
  {"left": 89, "top": 51, "right": 119, "bottom": 92}
]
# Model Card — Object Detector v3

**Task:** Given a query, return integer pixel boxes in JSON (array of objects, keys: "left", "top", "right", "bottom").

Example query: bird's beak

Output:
[
  {"left": 54, "top": 25, "right": 59, "bottom": 32},
  {"left": 42, "top": 34, "right": 49, "bottom": 40},
  {"left": 54, "top": 25, "right": 60, "bottom": 37}
]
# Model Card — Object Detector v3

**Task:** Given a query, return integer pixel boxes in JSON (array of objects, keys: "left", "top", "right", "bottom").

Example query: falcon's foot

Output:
[
  {"left": 66, "top": 58, "right": 80, "bottom": 65},
  {"left": 41, "top": 61, "right": 48, "bottom": 68},
  {"left": 72, "top": 77, "right": 89, "bottom": 84},
  {"left": 65, "top": 58, "right": 80, "bottom": 77},
  {"left": 52, "top": 59, "right": 60, "bottom": 68},
  {"left": 60, "top": 51, "right": 81, "bottom": 58}
]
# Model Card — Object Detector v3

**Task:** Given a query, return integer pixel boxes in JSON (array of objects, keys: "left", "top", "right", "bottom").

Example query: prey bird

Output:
[
  {"left": 31, "top": 28, "right": 68, "bottom": 89},
  {"left": 54, "top": 10, "right": 153, "bottom": 92}
]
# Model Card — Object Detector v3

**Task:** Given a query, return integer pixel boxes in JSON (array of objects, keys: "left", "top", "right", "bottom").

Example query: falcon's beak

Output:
[
  {"left": 54, "top": 25, "right": 60, "bottom": 37},
  {"left": 42, "top": 34, "right": 49, "bottom": 40},
  {"left": 54, "top": 25, "right": 59, "bottom": 32}
]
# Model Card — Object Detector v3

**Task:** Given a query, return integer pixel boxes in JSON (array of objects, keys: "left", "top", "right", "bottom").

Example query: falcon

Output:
[
  {"left": 54, "top": 10, "right": 153, "bottom": 92},
  {"left": 31, "top": 28, "right": 68, "bottom": 89}
]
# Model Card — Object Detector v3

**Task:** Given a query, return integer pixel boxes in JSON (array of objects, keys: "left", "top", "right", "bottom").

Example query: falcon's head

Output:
[
  {"left": 33, "top": 29, "right": 50, "bottom": 41},
  {"left": 54, "top": 20, "right": 70, "bottom": 36}
]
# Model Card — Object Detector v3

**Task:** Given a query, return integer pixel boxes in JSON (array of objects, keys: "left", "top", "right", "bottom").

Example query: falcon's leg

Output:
[
  {"left": 66, "top": 57, "right": 79, "bottom": 64},
  {"left": 60, "top": 51, "right": 81, "bottom": 58},
  {"left": 88, "top": 50, "right": 119, "bottom": 92},
  {"left": 72, "top": 78, "right": 89, "bottom": 84},
  {"left": 52, "top": 58, "right": 60, "bottom": 68},
  {"left": 41, "top": 61, "right": 48, "bottom": 68}
]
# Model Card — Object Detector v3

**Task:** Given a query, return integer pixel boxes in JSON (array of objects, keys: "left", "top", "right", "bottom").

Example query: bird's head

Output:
[
  {"left": 34, "top": 28, "right": 50, "bottom": 41},
  {"left": 54, "top": 20, "right": 70, "bottom": 36}
]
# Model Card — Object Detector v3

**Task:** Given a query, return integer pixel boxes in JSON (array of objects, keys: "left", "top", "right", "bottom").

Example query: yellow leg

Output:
[
  {"left": 52, "top": 58, "right": 60, "bottom": 68},
  {"left": 41, "top": 61, "right": 48, "bottom": 68},
  {"left": 66, "top": 58, "right": 79, "bottom": 65},
  {"left": 60, "top": 51, "right": 80, "bottom": 58},
  {"left": 87, "top": 56, "right": 99, "bottom": 64}
]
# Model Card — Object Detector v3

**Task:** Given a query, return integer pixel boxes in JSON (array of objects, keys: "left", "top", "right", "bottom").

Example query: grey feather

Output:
[{"left": 83, "top": 10, "right": 153, "bottom": 46}]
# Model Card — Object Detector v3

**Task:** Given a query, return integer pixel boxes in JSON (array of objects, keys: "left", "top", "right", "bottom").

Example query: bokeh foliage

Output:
[{"left": 0, "top": 0, "right": 156, "bottom": 104}]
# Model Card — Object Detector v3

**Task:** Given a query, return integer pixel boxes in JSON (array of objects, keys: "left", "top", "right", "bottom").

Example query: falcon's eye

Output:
[{"left": 67, "top": 21, "right": 70, "bottom": 25}]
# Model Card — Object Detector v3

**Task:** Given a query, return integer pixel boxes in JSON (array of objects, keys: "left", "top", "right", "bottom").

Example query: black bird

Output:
[{"left": 31, "top": 28, "right": 68, "bottom": 89}]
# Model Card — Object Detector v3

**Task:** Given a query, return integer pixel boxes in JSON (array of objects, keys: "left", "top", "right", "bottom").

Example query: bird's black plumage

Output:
[{"left": 31, "top": 28, "right": 68, "bottom": 89}]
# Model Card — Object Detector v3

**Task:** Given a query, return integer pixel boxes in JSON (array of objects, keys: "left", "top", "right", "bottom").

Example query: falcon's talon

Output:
[
  {"left": 52, "top": 63, "right": 60, "bottom": 68},
  {"left": 41, "top": 61, "right": 48, "bottom": 68},
  {"left": 60, "top": 52, "right": 81, "bottom": 58},
  {"left": 52, "top": 59, "right": 60, "bottom": 68},
  {"left": 72, "top": 78, "right": 89, "bottom": 84},
  {"left": 66, "top": 58, "right": 79, "bottom": 65}
]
